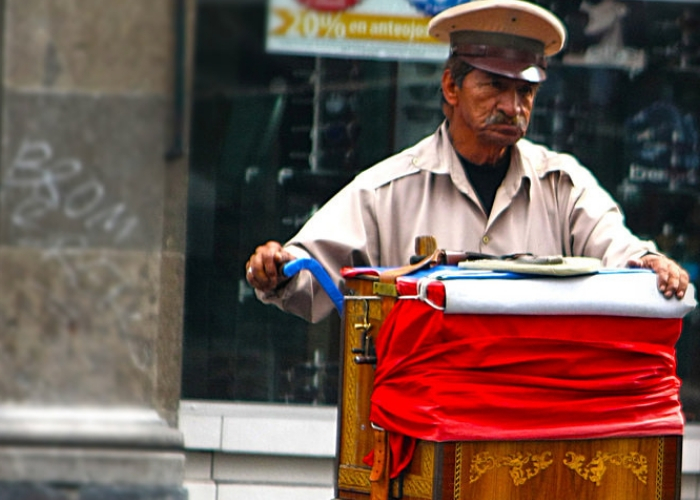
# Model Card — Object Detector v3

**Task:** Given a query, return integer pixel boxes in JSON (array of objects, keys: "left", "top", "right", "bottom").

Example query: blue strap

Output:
[{"left": 282, "top": 258, "right": 344, "bottom": 315}]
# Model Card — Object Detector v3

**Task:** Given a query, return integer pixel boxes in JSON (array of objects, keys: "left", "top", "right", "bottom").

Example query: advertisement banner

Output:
[{"left": 266, "top": 0, "right": 465, "bottom": 61}]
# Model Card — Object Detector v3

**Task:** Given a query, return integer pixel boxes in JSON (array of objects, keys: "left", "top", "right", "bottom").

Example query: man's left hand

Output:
[{"left": 628, "top": 253, "right": 690, "bottom": 299}]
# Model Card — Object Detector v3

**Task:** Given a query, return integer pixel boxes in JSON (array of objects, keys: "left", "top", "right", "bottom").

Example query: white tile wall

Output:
[
  {"left": 184, "top": 452, "right": 213, "bottom": 480},
  {"left": 180, "top": 401, "right": 337, "bottom": 457},
  {"left": 682, "top": 475, "right": 700, "bottom": 500},
  {"left": 212, "top": 453, "right": 333, "bottom": 485},
  {"left": 220, "top": 414, "right": 335, "bottom": 456},
  {"left": 179, "top": 413, "right": 222, "bottom": 450},
  {"left": 184, "top": 480, "right": 216, "bottom": 500},
  {"left": 685, "top": 426, "right": 700, "bottom": 474},
  {"left": 217, "top": 484, "right": 334, "bottom": 500}
]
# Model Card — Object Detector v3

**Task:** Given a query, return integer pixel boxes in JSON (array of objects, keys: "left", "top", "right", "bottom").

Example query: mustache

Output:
[{"left": 485, "top": 112, "right": 528, "bottom": 131}]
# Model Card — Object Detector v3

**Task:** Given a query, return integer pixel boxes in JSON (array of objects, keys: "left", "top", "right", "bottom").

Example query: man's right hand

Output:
[{"left": 245, "top": 241, "right": 297, "bottom": 293}]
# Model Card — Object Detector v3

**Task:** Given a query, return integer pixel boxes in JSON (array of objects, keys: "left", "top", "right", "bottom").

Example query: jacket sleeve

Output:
[
  {"left": 256, "top": 178, "right": 379, "bottom": 323},
  {"left": 558, "top": 163, "right": 658, "bottom": 266}
]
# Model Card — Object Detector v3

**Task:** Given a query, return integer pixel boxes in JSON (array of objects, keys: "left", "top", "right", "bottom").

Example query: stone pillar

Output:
[{"left": 0, "top": 0, "right": 194, "bottom": 498}]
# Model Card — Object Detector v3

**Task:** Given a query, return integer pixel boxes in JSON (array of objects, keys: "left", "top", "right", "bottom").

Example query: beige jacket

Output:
[{"left": 259, "top": 122, "right": 657, "bottom": 322}]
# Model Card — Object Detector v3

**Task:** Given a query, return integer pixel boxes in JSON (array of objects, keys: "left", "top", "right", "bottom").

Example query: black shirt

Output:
[{"left": 458, "top": 150, "right": 511, "bottom": 216}]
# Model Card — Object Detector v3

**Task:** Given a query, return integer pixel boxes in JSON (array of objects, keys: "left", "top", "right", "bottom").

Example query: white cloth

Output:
[{"left": 432, "top": 269, "right": 697, "bottom": 318}]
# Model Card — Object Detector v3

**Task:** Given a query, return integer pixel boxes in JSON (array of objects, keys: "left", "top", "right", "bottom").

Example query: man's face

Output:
[{"left": 454, "top": 69, "right": 539, "bottom": 148}]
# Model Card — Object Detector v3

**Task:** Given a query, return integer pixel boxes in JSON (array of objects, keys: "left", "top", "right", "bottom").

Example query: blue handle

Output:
[{"left": 282, "top": 258, "right": 344, "bottom": 315}]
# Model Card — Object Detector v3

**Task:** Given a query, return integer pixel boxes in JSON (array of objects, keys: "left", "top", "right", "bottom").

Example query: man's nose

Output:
[{"left": 497, "top": 89, "right": 523, "bottom": 117}]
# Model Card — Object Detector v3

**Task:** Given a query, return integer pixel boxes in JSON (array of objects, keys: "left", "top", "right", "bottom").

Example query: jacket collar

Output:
[{"left": 413, "top": 121, "right": 564, "bottom": 201}]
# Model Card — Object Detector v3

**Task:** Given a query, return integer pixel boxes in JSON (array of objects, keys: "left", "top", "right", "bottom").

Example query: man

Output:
[{"left": 246, "top": 0, "right": 690, "bottom": 323}]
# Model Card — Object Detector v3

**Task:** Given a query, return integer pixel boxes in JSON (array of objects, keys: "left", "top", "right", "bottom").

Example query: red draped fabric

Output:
[{"left": 368, "top": 299, "right": 684, "bottom": 478}]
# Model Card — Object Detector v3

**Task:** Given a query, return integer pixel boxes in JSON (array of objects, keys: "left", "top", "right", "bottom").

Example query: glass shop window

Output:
[
  {"left": 181, "top": 1, "right": 401, "bottom": 404},
  {"left": 182, "top": 0, "right": 700, "bottom": 419}
]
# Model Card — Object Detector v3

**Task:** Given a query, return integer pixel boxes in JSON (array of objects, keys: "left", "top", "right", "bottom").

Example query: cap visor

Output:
[{"left": 462, "top": 56, "right": 547, "bottom": 83}]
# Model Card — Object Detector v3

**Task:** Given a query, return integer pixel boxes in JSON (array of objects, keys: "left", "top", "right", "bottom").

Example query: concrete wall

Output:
[{"left": 0, "top": 0, "right": 195, "bottom": 496}]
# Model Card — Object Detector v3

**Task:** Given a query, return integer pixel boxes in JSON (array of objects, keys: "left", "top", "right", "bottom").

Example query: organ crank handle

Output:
[{"left": 281, "top": 258, "right": 344, "bottom": 315}]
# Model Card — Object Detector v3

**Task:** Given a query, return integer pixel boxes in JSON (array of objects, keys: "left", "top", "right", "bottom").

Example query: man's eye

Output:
[{"left": 518, "top": 85, "right": 536, "bottom": 97}]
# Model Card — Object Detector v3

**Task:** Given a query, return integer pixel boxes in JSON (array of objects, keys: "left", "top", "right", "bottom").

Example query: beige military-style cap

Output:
[{"left": 428, "top": 0, "right": 568, "bottom": 82}]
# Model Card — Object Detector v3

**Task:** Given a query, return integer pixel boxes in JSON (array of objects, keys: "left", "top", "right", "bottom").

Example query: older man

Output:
[{"left": 246, "top": 0, "right": 689, "bottom": 322}]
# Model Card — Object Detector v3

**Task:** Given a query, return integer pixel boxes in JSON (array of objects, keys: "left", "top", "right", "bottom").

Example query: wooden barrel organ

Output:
[{"left": 333, "top": 238, "right": 687, "bottom": 500}]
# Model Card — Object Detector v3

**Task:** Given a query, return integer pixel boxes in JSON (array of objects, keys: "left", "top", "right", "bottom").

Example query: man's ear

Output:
[{"left": 441, "top": 69, "right": 459, "bottom": 106}]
